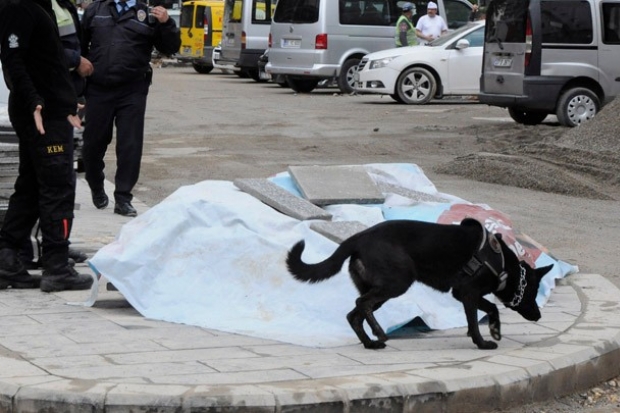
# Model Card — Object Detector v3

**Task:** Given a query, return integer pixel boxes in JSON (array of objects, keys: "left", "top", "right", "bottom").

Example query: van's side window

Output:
[
  {"left": 603, "top": 3, "right": 620, "bottom": 44},
  {"left": 540, "top": 0, "right": 592, "bottom": 44},
  {"left": 338, "top": 0, "right": 396, "bottom": 25}
]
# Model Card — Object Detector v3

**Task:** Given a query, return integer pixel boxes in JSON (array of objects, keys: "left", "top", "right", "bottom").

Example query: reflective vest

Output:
[{"left": 395, "top": 14, "right": 417, "bottom": 47}]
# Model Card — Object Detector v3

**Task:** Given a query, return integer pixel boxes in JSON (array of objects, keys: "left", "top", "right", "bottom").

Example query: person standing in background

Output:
[
  {"left": 81, "top": 0, "right": 180, "bottom": 217},
  {"left": 0, "top": 0, "right": 94, "bottom": 292},
  {"left": 416, "top": 1, "right": 448, "bottom": 45},
  {"left": 395, "top": 2, "right": 417, "bottom": 47}
]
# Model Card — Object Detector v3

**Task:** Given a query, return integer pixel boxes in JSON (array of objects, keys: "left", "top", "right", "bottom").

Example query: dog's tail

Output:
[{"left": 286, "top": 240, "right": 353, "bottom": 283}]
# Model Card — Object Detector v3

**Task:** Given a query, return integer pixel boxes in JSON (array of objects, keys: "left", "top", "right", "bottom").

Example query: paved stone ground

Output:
[{"left": 0, "top": 177, "right": 619, "bottom": 412}]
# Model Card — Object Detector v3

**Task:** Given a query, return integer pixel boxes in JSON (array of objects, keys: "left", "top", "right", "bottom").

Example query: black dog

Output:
[{"left": 286, "top": 218, "right": 553, "bottom": 350}]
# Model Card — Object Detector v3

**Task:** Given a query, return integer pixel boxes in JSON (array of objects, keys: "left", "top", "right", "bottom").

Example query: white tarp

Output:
[{"left": 89, "top": 163, "right": 577, "bottom": 347}]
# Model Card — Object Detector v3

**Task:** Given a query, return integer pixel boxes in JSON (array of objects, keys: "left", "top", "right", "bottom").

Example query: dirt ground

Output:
[{"left": 133, "top": 66, "right": 620, "bottom": 412}]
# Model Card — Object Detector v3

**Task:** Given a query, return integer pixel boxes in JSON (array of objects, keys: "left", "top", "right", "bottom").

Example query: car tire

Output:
[
  {"left": 337, "top": 58, "right": 360, "bottom": 94},
  {"left": 236, "top": 70, "right": 250, "bottom": 78},
  {"left": 508, "top": 108, "right": 548, "bottom": 125},
  {"left": 286, "top": 76, "right": 319, "bottom": 93},
  {"left": 395, "top": 67, "right": 437, "bottom": 105},
  {"left": 555, "top": 87, "right": 599, "bottom": 127},
  {"left": 192, "top": 63, "right": 214, "bottom": 74},
  {"left": 390, "top": 94, "right": 404, "bottom": 103},
  {"left": 248, "top": 69, "right": 267, "bottom": 83}
]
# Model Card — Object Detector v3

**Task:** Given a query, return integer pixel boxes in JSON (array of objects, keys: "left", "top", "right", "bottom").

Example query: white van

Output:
[
  {"left": 219, "top": 0, "right": 278, "bottom": 81},
  {"left": 479, "top": 0, "right": 620, "bottom": 127},
  {"left": 266, "top": 0, "right": 473, "bottom": 93}
]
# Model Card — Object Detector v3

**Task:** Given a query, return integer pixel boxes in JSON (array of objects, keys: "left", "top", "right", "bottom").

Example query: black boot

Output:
[
  {"left": 0, "top": 247, "right": 40, "bottom": 289},
  {"left": 40, "top": 265, "right": 94, "bottom": 292},
  {"left": 68, "top": 248, "right": 88, "bottom": 263}
]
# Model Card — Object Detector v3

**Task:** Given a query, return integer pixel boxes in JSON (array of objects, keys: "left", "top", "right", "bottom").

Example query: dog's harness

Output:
[{"left": 460, "top": 218, "right": 508, "bottom": 292}]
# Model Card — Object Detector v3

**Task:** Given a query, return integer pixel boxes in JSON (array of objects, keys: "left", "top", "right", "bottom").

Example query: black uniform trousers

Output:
[
  {"left": 83, "top": 79, "right": 149, "bottom": 204},
  {"left": 0, "top": 113, "right": 75, "bottom": 271}
]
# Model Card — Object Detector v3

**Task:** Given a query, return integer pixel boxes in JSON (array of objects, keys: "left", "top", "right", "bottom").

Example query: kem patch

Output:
[{"left": 46, "top": 144, "right": 65, "bottom": 154}]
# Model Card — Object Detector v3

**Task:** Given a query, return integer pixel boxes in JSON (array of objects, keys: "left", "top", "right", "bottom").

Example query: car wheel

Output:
[
  {"left": 556, "top": 87, "right": 599, "bottom": 127},
  {"left": 236, "top": 70, "right": 250, "bottom": 78},
  {"left": 337, "top": 58, "right": 360, "bottom": 94},
  {"left": 507, "top": 108, "right": 548, "bottom": 125},
  {"left": 390, "top": 94, "right": 404, "bottom": 103},
  {"left": 395, "top": 67, "right": 437, "bottom": 104},
  {"left": 286, "top": 76, "right": 319, "bottom": 93},
  {"left": 248, "top": 69, "right": 267, "bottom": 83},
  {"left": 274, "top": 75, "right": 288, "bottom": 87},
  {"left": 192, "top": 63, "right": 214, "bottom": 74}
]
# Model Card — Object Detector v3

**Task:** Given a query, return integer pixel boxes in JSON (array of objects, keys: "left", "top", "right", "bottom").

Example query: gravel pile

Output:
[{"left": 435, "top": 98, "right": 620, "bottom": 200}]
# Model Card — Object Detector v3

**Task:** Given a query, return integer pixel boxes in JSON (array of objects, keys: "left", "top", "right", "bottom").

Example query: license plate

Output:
[
  {"left": 281, "top": 39, "right": 301, "bottom": 48},
  {"left": 493, "top": 58, "right": 513, "bottom": 68}
]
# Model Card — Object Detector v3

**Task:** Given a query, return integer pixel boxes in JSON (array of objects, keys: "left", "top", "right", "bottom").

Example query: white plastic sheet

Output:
[{"left": 89, "top": 164, "right": 577, "bottom": 347}]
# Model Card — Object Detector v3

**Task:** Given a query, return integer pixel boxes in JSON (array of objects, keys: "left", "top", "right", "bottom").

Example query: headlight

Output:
[{"left": 369, "top": 56, "right": 397, "bottom": 70}]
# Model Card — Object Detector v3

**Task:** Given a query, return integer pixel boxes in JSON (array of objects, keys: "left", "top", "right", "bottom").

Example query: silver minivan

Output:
[
  {"left": 219, "top": 0, "right": 278, "bottom": 81},
  {"left": 266, "top": 0, "right": 473, "bottom": 93},
  {"left": 479, "top": 0, "right": 620, "bottom": 127}
]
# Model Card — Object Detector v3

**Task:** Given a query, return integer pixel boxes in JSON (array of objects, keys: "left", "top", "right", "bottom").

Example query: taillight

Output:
[
  {"left": 315, "top": 33, "right": 327, "bottom": 50},
  {"left": 525, "top": 16, "right": 532, "bottom": 67},
  {"left": 241, "top": 31, "right": 247, "bottom": 50},
  {"left": 268, "top": 32, "right": 272, "bottom": 48}
]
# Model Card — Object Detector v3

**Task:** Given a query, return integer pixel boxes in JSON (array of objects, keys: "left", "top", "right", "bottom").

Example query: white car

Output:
[{"left": 354, "top": 21, "right": 485, "bottom": 104}]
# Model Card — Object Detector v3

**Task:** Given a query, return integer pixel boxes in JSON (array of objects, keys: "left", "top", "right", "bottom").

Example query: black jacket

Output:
[
  {"left": 81, "top": 0, "right": 181, "bottom": 87},
  {"left": 0, "top": 0, "right": 78, "bottom": 119},
  {"left": 56, "top": 0, "right": 86, "bottom": 96}
]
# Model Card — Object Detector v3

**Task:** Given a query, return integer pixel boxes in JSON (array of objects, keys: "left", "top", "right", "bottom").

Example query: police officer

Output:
[
  {"left": 0, "top": 0, "right": 94, "bottom": 292},
  {"left": 395, "top": 2, "right": 417, "bottom": 47},
  {"left": 81, "top": 0, "right": 181, "bottom": 217}
]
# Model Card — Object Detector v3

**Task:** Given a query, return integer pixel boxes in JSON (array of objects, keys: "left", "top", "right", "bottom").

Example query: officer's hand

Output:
[
  {"left": 67, "top": 114, "right": 82, "bottom": 130},
  {"left": 77, "top": 56, "right": 94, "bottom": 77},
  {"left": 34, "top": 105, "right": 45, "bottom": 135},
  {"left": 151, "top": 6, "right": 169, "bottom": 23}
]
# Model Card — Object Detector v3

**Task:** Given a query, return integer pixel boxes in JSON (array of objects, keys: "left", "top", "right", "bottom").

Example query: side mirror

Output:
[{"left": 456, "top": 39, "right": 470, "bottom": 50}]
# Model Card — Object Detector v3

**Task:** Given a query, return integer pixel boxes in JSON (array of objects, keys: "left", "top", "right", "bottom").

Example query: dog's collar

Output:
[
  {"left": 461, "top": 219, "right": 507, "bottom": 292},
  {"left": 504, "top": 264, "right": 528, "bottom": 308}
]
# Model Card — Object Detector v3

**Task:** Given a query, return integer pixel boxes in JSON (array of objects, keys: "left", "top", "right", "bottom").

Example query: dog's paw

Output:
[
  {"left": 364, "top": 340, "right": 387, "bottom": 350},
  {"left": 490, "top": 322, "right": 501, "bottom": 341},
  {"left": 477, "top": 340, "right": 498, "bottom": 350}
]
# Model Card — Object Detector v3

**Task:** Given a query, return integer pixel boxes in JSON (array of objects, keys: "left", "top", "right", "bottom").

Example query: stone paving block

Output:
[
  {"left": 376, "top": 181, "right": 451, "bottom": 203},
  {"left": 234, "top": 178, "right": 332, "bottom": 221},
  {"left": 310, "top": 220, "right": 368, "bottom": 243},
  {"left": 289, "top": 165, "right": 384, "bottom": 206}
]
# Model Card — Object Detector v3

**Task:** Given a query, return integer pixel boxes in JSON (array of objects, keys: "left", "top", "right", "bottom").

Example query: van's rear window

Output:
[
  {"left": 485, "top": 0, "right": 528, "bottom": 43},
  {"left": 273, "top": 0, "right": 320, "bottom": 23}
]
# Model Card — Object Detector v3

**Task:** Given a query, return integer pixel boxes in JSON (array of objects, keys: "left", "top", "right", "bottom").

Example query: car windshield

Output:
[{"left": 427, "top": 22, "right": 482, "bottom": 47}]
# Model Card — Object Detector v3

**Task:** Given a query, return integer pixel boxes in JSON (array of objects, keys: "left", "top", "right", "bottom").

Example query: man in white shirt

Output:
[{"left": 415, "top": 1, "right": 448, "bottom": 45}]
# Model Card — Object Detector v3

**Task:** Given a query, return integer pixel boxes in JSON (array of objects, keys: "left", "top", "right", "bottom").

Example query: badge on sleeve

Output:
[
  {"left": 8, "top": 34, "right": 19, "bottom": 48},
  {"left": 137, "top": 9, "right": 147, "bottom": 22}
]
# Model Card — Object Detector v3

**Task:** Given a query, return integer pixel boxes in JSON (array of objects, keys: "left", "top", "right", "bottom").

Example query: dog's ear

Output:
[{"left": 535, "top": 264, "right": 554, "bottom": 281}]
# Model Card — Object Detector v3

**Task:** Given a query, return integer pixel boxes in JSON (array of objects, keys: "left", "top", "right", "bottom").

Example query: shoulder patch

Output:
[{"left": 8, "top": 33, "right": 19, "bottom": 48}]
